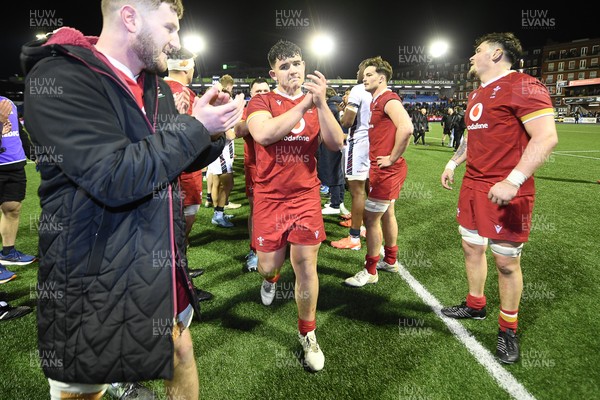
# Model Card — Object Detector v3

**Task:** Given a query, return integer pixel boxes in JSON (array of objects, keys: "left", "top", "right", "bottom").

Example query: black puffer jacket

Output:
[
  {"left": 453, "top": 110, "right": 466, "bottom": 132},
  {"left": 412, "top": 111, "right": 429, "bottom": 133},
  {"left": 21, "top": 27, "right": 224, "bottom": 384}
]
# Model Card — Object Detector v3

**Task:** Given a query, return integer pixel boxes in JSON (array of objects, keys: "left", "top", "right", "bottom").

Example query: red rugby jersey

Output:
[
  {"left": 463, "top": 71, "right": 553, "bottom": 195},
  {"left": 247, "top": 90, "right": 321, "bottom": 199}
]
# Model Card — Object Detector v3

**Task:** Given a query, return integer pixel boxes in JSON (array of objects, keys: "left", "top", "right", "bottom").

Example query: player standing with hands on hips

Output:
[{"left": 344, "top": 56, "right": 413, "bottom": 288}]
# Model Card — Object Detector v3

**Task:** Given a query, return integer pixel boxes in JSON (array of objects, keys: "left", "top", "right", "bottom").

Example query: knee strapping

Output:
[
  {"left": 365, "top": 198, "right": 390, "bottom": 213},
  {"left": 458, "top": 225, "right": 488, "bottom": 246},
  {"left": 184, "top": 204, "right": 200, "bottom": 216},
  {"left": 490, "top": 241, "right": 523, "bottom": 258}
]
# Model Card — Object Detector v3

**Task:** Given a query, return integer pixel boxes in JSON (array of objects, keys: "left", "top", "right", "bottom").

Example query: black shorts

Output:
[{"left": 0, "top": 168, "right": 27, "bottom": 203}]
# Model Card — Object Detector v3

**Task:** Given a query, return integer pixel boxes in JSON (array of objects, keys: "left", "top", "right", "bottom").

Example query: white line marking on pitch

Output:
[
  {"left": 551, "top": 153, "right": 600, "bottom": 160},
  {"left": 557, "top": 129, "right": 600, "bottom": 133},
  {"left": 396, "top": 264, "right": 537, "bottom": 400},
  {"left": 553, "top": 150, "right": 600, "bottom": 153}
]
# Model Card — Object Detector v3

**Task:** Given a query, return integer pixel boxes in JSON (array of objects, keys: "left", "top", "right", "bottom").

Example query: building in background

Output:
[
  {"left": 541, "top": 38, "right": 600, "bottom": 119},
  {"left": 3, "top": 38, "right": 599, "bottom": 121}
]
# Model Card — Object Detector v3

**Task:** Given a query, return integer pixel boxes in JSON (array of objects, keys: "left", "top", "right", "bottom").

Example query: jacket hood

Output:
[
  {"left": 20, "top": 27, "right": 100, "bottom": 77},
  {"left": 46, "top": 27, "right": 98, "bottom": 48}
]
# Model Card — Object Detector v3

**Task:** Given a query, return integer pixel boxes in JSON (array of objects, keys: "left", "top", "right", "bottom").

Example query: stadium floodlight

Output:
[
  {"left": 429, "top": 40, "right": 449, "bottom": 58},
  {"left": 182, "top": 34, "right": 206, "bottom": 55},
  {"left": 181, "top": 34, "right": 206, "bottom": 84},
  {"left": 311, "top": 33, "right": 335, "bottom": 58}
]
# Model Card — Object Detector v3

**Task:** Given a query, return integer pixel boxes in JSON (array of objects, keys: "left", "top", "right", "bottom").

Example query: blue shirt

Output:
[{"left": 0, "top": 96, "right": 27, "bottom": 166}]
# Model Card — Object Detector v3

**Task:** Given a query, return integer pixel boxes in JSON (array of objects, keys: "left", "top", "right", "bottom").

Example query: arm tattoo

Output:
[{"left": 452, "top": 135, "right": 467, "bottom": 161}]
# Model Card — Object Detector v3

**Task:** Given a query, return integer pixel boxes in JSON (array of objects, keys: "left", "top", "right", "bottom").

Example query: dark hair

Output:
[
  {"left": 267, "top": 40, "right": 302, "bottom": 68},
  {"left": 326, "top": 87, "right": 337, "bottom": 99},
  {"left": 250, "top": 77, "right": 269, "bottom": 89},
  {"left": 363, "top": 56, "right": 393, "bottom": 82},
  {"left": 475, "top": 32, "right": 523, "bottom": 65}
]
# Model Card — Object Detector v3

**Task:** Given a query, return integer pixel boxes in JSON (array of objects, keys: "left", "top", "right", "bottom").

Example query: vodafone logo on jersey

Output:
[
  {"left": 291, "top": 118, "right": 306, "bottom": 134},
  {"left": 469, "top": 103, "right": 483, "bottom": 121},
  {"left": 467, "top": 103, "right": 488, "bottom": 130},
  {"left": 284, "top": 117, "right": 309, "bottom": 141}
]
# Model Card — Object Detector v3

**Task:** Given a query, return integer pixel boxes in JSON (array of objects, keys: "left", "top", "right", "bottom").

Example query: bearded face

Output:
[
  {"left": 132, "top": 24, "right": 168, "bottom": 73},
  {"left": 467, "top": 64, "right": 478, "bottom": 80}
]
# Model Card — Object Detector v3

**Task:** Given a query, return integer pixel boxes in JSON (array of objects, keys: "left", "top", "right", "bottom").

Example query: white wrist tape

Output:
[
  {"left": 506, "top": 169, "right": 528, "bottom": 188},
  {"left": 445, "top": 160, "right": 458, "bottom": 171}
]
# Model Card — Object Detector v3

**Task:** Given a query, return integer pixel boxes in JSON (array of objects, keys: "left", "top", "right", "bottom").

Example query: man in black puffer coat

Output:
[
  {"left": 412, "top": 107, "right": 429, "bottom": 145},
  {"left": 452, "top": 106, "right": 467, "bottom": 151},
  {"left": 20, "top": 1, "right": 245, "bottom": 398}
]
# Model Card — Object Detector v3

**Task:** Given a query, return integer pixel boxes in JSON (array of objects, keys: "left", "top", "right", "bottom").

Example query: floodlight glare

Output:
[
  {"left": 430, "top": 40, "right": 449, "bottom": 58},
  {"left": 311, "top": 34, "right": 335, "bottom": 57},
  {"left": 183, "top": 34, "right": 206, "bottom": 54}
]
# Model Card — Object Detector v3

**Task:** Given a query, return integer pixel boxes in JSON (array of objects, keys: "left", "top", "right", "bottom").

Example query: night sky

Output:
[{"left": 2, "top": 1, "right": 597, "bottom": 79}]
